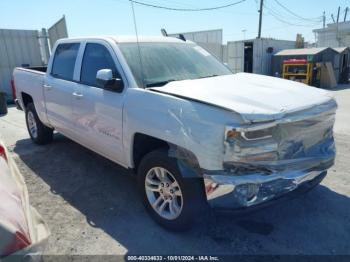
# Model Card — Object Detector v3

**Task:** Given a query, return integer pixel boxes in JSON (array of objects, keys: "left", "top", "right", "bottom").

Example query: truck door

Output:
[
  {"left": 73, "top": 41, "right": 126, "bottom": 166},
  {"left": 44, "top": 43, "right": 80, "bottom": 136}
]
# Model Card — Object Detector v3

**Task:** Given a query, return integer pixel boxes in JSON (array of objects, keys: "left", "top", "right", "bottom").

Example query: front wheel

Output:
[
  {"left": 25, "top": 103, "right": 53, "bottom": 145},
  {"left": 138, "top": 149, "right": 206, "bottom": 231}
]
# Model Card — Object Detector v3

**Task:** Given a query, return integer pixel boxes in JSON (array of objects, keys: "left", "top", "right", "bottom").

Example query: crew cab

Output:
[{"left": 13, "top": 36, "right": 337, "bottom": 231}]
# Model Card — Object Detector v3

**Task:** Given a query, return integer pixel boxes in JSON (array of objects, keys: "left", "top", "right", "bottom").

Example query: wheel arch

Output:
[
  {"left": 131, "top": 132, "right": 201, "bottom": 177},
  {"left": 21, "top": 92, "right": 33, "bottom": 109}
]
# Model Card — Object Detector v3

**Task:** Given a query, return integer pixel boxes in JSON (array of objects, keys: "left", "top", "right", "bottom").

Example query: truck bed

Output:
[
  {"left": 13, "top": 66, "right": 48, "bottom": 123},
  {"left": 16, "top": 66, "right": 47, "bottom": 75}
]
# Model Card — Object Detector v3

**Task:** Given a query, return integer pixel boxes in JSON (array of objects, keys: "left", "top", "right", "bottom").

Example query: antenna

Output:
[
  {"left": 161, "top": 28, "right": 168, "bottom": 37},
  {"left": 130, "top": 0, "right": 145, "bottom": 88},
  {"left": 178, "top": 34, "right": 186, "bottom": 42}
]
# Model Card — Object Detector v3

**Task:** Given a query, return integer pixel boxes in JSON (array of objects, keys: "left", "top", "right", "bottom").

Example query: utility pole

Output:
[
  {"left": 336, "top": 6, "right": 340, "bottom": 23},
  {"left": 336, "top": 6, "right": 341, "bottom": 47},
  {"left": 257, "top": 0, "right": 264, "bottom": 38},
  {"left": 323, "top": 11, "right": 326, "bottom": 28},
  {"left": 331, "top": 14, "right": 335, "bottom": 23},
  {"left": 344, "top": 7, "right": 349, "bottom": 22}
]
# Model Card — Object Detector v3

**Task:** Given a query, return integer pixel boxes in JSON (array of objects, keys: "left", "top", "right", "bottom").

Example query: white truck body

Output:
[{"left": 13, "top": 36, "right": 337, "bottom": 224}]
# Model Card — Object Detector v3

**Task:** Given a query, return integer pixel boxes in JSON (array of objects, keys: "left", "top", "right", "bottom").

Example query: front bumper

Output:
[
  {"left": 208, "top": 100, "right": 336, "bottom": 210},
  {"left": 204, "top": 169, "right": 327, "bottom": 209}
]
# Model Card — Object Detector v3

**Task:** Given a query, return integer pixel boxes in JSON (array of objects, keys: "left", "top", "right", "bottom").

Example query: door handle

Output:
[
  {"left": 43, "top": 84, "right": 52, "bottom": 90},
  {"left": 72, "top": 92, "right": 83, "bottom": 99}
]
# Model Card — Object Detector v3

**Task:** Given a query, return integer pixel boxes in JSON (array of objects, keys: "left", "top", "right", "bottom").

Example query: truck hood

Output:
[{"left": 150, "top": 73, "right": 334, "bottom": 123}]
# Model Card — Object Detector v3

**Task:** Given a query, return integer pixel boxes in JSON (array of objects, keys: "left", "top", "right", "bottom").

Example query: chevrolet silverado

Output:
[{"left": 13, "top": 36, "right": 337, "bottom": 231}]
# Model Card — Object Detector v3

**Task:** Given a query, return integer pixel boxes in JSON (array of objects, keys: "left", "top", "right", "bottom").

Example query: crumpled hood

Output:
[{"left": 150, "top": 73, "right": 335, "bottom": 123}]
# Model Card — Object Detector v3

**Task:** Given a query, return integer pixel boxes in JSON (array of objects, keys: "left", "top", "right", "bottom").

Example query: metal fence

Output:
[
  {"left": 0, "top": 29, "right": 43, "bottom": 101},
  {"left": 48, "top": 16, "right": 68, "bottom": 49},
  {"left": 0, "top": 17, "right": 68, "bottom": 101}
]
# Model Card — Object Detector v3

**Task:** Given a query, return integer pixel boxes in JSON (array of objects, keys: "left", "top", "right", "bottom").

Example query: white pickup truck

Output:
[{"left": 13, "top": 36, "right": 337, "bottom": 231}]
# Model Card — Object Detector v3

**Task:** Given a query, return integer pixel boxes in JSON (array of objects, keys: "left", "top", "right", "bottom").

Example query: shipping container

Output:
[{"left": 226, "top": 38, "right": 295, "bottom": 75}]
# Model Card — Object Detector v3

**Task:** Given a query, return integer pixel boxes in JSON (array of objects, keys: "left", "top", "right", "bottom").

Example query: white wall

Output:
[
  {"left": 253, "top": 39, "right": 295, "bottom": 75},
  {"left": 314, "top": 22, "right": 350, "bottom": 47},
  {"left": 48, "top": 16, "right": 68, "bottom": 49},
  {"left": 226, "top": 41, "right": 244, "bottom": 73},
  {"left": 169, "top": 29, "right": 224, "bottom": 61},
  {"left": 0, "top": 29, "right": 43, "bottom": 100}
]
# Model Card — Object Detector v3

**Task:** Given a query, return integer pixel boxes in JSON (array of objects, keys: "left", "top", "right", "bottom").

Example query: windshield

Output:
[{"left": 118, "top": 42, "right": 232, "bottom": 87}]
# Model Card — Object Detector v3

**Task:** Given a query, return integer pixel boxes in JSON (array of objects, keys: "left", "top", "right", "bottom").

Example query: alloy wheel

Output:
[
  {"left": 27, "top": 111, "right": 38, "bottom": 138},
  {"left": 145, "top": 167, "right": 183, "bottom": 220}
]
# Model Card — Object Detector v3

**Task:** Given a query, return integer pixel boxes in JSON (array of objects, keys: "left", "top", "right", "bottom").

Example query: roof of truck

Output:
[
  {"left": 58, "top": 36, "right": 190, "bottom": 44},
  {"left": 111, "top": 36, "right": 190, "bottom": 43}
]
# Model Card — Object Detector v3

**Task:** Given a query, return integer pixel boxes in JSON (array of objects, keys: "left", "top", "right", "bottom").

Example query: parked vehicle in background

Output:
[
  {"left": 13, "top": 36, "right": 337, "bottom": 231},
  {"left": 0, "top": 140, "right": 49, "bottom": 258}
]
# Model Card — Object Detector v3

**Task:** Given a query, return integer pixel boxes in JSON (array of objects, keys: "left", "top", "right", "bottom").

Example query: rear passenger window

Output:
[
  {"left": 51, "top": 43, "right": 80, "bottom": 81},
  {"left": 80, "top": 43, "right": 118, "bottom": 87}
]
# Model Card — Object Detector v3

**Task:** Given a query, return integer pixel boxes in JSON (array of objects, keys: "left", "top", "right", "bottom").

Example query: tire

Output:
[
  {"left": 25, "top": 103, "right": 53, "bottom": 145},
  {"left": 137, "top": 148, "right": 206, "bottom": 231}
]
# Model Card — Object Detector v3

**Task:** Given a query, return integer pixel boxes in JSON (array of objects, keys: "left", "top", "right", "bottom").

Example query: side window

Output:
[
  {"left": 51, "top": 43, "right": 80, "bottom": 81},
  {"left": 80, "top": 43, "right": 119, "bottom": 87}
]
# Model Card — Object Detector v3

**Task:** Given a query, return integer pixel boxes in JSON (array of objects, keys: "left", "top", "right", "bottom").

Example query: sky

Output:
[{"left": 0, "top": 0, "right": 349, "bottom": 43}]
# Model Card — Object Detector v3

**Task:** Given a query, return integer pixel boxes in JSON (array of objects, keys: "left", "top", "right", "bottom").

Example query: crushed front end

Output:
[{"left": 204, "top": 99, "right": 337, "bottom": 209}]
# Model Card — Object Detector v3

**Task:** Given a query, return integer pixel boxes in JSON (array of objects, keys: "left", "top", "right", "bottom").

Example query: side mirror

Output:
[{"left": 96, "top": 69, "right": 124, "bottom": 92}]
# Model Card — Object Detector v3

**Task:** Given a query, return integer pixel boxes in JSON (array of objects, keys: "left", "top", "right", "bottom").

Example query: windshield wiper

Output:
[
  {"left": 198, "top": 74, "right": 219, "bottom": 79},
  {"left": 145, "top": 75, "right": 218, "bottom": 87},
  {"left": 145, "top": 79, "right": 176, "bottom": 88}
]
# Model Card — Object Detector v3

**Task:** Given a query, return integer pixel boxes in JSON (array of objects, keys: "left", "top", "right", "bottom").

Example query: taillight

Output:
[
  {"left": 11, "top": 78, "right": 16, "bottom": 101},
  {"left": 3, "top": 231, "right": 31, "bottom": 257},
  {"left": 0, "top": 145, "right": 7, "bottom": 162}
]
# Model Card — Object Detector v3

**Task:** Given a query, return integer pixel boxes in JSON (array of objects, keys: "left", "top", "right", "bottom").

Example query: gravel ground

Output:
[{"left": 0, "top": 85, "right": 349, "bottom": 256}]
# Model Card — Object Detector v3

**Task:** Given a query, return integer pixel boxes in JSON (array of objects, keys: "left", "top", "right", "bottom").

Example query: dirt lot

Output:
[{"left": 1, "top": 85, "right": 350, "bottom": 256}]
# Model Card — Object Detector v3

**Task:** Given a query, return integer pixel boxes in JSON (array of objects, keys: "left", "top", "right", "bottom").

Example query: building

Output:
[
  {"left": 169, "top": 29, "right": 296, "bottom": 76},
  {"left": 226, "top": 38, "right": 295, "bottom": 75},
  {"left": 273, "top": 47, "right": 340, "bottom": 88},
  {"left": 273, "top": 47, "right": 338, "bottom": 75},
  {"left": 313, "top": 21, "right": 350, "bottom": 48},
  {"left": 333, "top": 47, "right": 350, "bottom": 83}
]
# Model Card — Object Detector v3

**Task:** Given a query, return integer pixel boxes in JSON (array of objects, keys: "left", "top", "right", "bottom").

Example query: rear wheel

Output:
[
  {"left": 138, "top": 149, "right": 206, "bottom": 231},
  {"left": 25, "top": 103, "right": 53, "bottom": 145}
]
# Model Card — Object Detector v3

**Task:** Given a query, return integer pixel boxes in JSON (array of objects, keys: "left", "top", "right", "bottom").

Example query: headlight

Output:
[
  {"left": 225, "top": 126, "right": 274, "bottom": 143},
  {"left": 225, "top": 129, "right": 240, "bottom": 143},
  {"left": 224, "top": 125, "right": 278, "bottom": 163},
  {"left": 241, "top": 127, "right": 273, "bottom": 141}
]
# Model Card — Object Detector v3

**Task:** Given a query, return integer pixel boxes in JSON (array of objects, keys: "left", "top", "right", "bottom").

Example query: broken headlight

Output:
[
  {"left": 224, "top": 125, "right": 278, "bottom": 164},
  {"left": 225, "top": 126, "right": 274, "bottom": 143},
  {"left": 241, "top": 127, "right": 273, "bottom": 141}
]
